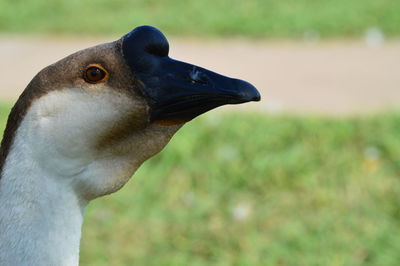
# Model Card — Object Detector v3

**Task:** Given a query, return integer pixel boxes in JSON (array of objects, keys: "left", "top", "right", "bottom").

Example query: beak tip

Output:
[
  {"left": 235, "top": 79, "right": 261, "bottom": 102},
  {"left": 250, "top": 90, "right": 261, "bottom": 102}
]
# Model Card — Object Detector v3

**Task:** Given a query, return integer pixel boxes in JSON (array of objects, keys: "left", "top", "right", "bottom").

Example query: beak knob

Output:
[{"left": 122, "top": 25, "right": 169, "bottom": 73}]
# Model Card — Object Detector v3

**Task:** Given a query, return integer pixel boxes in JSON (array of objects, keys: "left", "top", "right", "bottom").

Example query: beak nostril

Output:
[{"left": 189, "top": 70, "right": 209, "bottom": 85}]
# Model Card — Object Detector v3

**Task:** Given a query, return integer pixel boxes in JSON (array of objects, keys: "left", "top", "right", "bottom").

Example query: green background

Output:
[{"left": 0, "top": 0, "right": 399, "bottom": 38}]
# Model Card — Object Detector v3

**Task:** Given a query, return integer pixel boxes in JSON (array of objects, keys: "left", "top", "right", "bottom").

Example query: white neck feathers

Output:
[{"left": 0, "top": 121, "right": 87, "bottom": 266}]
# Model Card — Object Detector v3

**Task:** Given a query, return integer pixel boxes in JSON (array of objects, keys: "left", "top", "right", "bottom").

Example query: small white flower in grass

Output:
[
  {"left": 217, "top": 145, "right": 238, "bottom": 161},
  {"left": 364, "top": 27, "right": 384, "bottom": 48},
  {"left": 364, "top": 146, "right": 381, "bottom": 161},
  {"left": 231, "top": 203, "right": 252, "bottom": 222}
]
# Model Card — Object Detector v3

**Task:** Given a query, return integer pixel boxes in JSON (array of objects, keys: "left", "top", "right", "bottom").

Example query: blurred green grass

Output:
[
  {"left": 1, "top": 103, "right": 400, "bottom": 265},
  {"left": 0, "top": 0, "right": 399, "bottom": 38}
]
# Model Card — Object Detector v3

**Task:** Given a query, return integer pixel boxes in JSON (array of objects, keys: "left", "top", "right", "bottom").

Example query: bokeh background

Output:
[{"left": 1, "top": 0, "right": 400, "bottom": 265}]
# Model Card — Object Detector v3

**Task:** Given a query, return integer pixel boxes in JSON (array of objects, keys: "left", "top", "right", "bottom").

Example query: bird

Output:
[{"left": 0, "top": 25, "right": 260, "bottom": 265}]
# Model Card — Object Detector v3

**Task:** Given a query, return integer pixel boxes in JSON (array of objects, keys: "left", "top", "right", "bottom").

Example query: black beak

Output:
[{"left": 121, "top": 25, "right": 260, "bottom": 123}]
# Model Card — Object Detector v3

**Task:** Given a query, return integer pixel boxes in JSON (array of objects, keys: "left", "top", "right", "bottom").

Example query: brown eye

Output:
[{"left": 84, "top": 64, "right": 109, "bottom": 83}]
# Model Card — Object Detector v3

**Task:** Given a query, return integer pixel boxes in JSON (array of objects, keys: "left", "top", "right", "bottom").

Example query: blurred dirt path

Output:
[{"left": 1, "top": 35, "right": 400, "bottom": 115}]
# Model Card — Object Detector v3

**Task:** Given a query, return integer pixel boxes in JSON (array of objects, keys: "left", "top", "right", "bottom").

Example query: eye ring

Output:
[{"left": 83, "top": 64, "right": 109, "bottom": 84}]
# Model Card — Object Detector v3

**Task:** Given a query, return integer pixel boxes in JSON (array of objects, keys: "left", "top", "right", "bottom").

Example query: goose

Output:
[{"left": 0, "top": 25, "right": 260, "bottom": 265}]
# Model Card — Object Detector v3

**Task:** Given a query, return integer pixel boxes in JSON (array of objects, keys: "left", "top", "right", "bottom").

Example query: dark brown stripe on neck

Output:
[{"left": 0, "top": 77, "right": 46, "bottom": 178}]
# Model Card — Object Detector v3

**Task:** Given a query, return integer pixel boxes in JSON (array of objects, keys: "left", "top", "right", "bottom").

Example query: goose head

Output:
[{"left": 1, "top": 26, "right": 260, "bottom": 200}]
